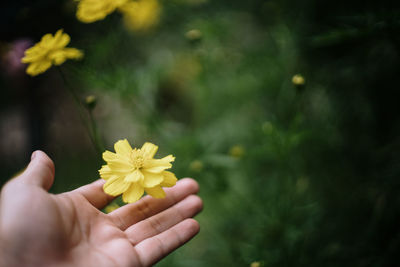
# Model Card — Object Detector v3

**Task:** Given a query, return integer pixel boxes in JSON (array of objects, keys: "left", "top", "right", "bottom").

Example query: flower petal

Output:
[
  {"left": 49, "top": 50, "right": 68, "bottom": 66},
  {"left": 124, "top": 169, "right": 144, "bottom": 183},
  {"left": 99, "top": 165, "right": 114, "bottom": 180},
  {"left": 53, "top": 29, "right": 70, "bottom": 49},
  {"left": 63, "top": 48, "right": 84, "bottom": 60},
  {"left": 114, "top": 139, "right": 133, "bottom": 157},
  {"left": 145, "top": 186, "right": 166, "bottom": 199},
  {"left": 143, "top": 155, "right": 175, "bottom": 173},
  {"left": 103, "top": 150, "right": 132, "bottom": 172},
  {"left": 103, "top": 176, "right": 130, "bottom": 196},
  {"left": 108, "top": 160, "right": 133, "bottom": 173},
  {"left": 160, "top": 171, "right": 177, "bottom": 187},
  {"left": 26, "top": 61, "right": 52, "bottom": 76},
  {"left": 40, "top": 33, "right": 54, "bottom": 46},
  {"left": 103, "top": 150, "right": 118, "bottom": 161},
  {"left": 21, "top": 47, "right": 46, "bottom": 63},
  {"left": 141, "top": 170, "right": 163, "bottom": 188},
  {"left": 122, "top": 183, "right": 144, "bottom": 203},
  {"left": 141, "top": 142, "right": 158, "bottom": 159}
]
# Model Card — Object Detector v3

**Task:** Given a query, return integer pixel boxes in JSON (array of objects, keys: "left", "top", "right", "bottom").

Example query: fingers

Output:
[
  {"left": 125, "top": 194, "right": 203, "bottom": 245},
  {"left": 109, "top": 178, "right": 199, "bottom": 230},
  {"left": 71, "top": 179, "right": 115, "bottom": 209},
  {"left": 134, "top": 218, "right": 200, "bottom": 266},
  {"left": 17, "top": 150, "right": 55, "bottom": 191}
]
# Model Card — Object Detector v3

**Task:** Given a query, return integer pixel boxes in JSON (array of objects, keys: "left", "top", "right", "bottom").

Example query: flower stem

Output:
[
  {"left": 57, "top": 67, "right": 103, "bottom": 154},
  {"left": 88, "top": 108, "right": 104, "bottom": 153}
]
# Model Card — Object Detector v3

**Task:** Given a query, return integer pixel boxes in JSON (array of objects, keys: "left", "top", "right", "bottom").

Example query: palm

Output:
[{"left": 0, "top": 151, "right": 202, "bottom": 267}]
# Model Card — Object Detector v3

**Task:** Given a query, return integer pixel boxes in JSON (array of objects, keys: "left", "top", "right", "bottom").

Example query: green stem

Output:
[
  {"left": 57, "top": 67, "right": 103, "bottom": 155},
  {"left": 88, "top": 109, "right": 104, "bottom": 153}
]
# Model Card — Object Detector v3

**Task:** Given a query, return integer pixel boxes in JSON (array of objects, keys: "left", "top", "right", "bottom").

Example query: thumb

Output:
[{"left": 18, "top": 150, "right": 55, "bottom": 191}]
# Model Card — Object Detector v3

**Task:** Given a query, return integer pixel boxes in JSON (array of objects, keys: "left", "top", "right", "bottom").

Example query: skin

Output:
[{"left": 0, "top": 151, "right": 203, "bottom": 267}]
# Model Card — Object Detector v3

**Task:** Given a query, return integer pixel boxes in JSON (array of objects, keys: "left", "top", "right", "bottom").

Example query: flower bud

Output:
[
  {"left": 185, "top": 29, "right": 202, "bottom": 44},
  {"left": 85, "top": 95, "right": 97, "bottom": 110},
  {"left": 292, "top": 74, "right": 305, "bottom": 86}
]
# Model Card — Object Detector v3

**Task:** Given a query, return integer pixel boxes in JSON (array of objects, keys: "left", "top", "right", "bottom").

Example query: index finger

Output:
[
  {"left": 108, "top": 178, "right": 199, "bottom": 230},
  {"left": 71, "top": 179, "right": 115, "bottom": 209}
]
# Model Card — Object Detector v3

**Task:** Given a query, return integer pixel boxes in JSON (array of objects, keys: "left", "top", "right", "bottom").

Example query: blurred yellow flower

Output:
[
  {"left": 229, "top": 145, "right": 245, "bottom": 158},
  {"left": 76, "top": 0, "right": 128, "bottom": 23},
  {"left": 250, "top": 261, "right": 261, "bottom": 267},
  {"left": 189, "top": 160, "right": 204, "bottom": 172},
  {"left": 104, "top": 202, "right": 120, "bottom": 213},
  {"left": 119, "top": 0, "right": 161, "bottom": 32},
  {"left": 21, "top": 29, "right": 83, "bottom": 76},
  {"left": 99, "top": 139, "right": 177, "bottom": 203},
  {"left": 185, "top": 29, "right": 202, "bottom": 41},
  {"left": 292, "top": 74, "right": 305, "bottom": 86}
]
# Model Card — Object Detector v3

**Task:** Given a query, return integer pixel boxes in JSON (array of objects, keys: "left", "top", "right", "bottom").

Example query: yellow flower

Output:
[
  {"left": 250, "top": 262, "right": 261, "bottom": 267},
  {"left": 99, "top": 139, "right": 178, "bottom": 203},
  {"left": 189, "top": 160, "right": 203, "bottom": 172},
  {"left": 292, "top": 74, "right": 305, "bottom": 86},
  {"left": 76, "top": 0, "right": 128, "bottom": 23},
  {"left": 119, "top": 0, "right": 161, "bottom": 32},
  {"left": 229, "top": 145, "right": 245, "bottom": 158},
  {"left": 21, "top": 29, "right": 83, "bottom": 76}
]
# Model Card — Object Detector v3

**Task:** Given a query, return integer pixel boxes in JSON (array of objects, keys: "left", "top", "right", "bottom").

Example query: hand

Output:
[{"left": 0, "top": 151, "right": 202, "bottom": 267}]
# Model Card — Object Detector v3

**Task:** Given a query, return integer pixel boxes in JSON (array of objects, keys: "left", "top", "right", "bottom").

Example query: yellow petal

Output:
[
  {"left": 63, "top": 48, "right": 84, "bottom": 59},
  {"left": 114, "top": 139, "right": 133, "bottom": 157},
  {"left": 141, "top": 142, "right": 158, "bottom": 159},
  {"left": 108, "top": 160, "right": 133, "bottom": 173},
  {"left": 53, "top": 29, "right": 70, "bottom": 49},
  {"left": 145, "top": 186, "right": 166, "bottom": 198},
  {"left": 49, "top": 50, "right": 68, "bottom": 66},
  {"left": 143, "top": 155, "right": 175, "bottom": 173},
  {"left": 103, "top": 151, "right": 132, "bottom": 169},
  {"left": 40, "top": 33, "right": 54, "bottom": 45},
  {"left": 124, "top": 169, "right": 144, "bottom": 183},
  {"left": 103, "top": 176, "right": 130, "bottom": 196},
  {"left": 76, "top": 0, "right": 127, "bottom": 23},
  {"left": 122, "top": 183, "right": 144, "bottom": 203},
  {"left": 99, "top": 165, "right": 114, "bottom": 180},
  {"left": 21, "top": 47, "right": 46, "bottom": 63},
  {"left": 141, "top": 170, "right": 163, "bottom": 188},
  {"left": 26, "top": 61, "right": 52, "bottom": 76},
  {"left": 160, "top": 171, "right": 177, "bottom": 187},
  {"left": 103, "top": 150, "right": 117, "bottom": 161}
]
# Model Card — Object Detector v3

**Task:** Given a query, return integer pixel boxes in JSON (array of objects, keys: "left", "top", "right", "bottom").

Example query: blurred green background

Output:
[{"left": 1, "top": 0, "right": 400, "bottom": 266}]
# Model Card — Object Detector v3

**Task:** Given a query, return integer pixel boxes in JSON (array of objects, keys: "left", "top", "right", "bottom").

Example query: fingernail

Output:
[{"left": 31, "top": 151, "right": 37, "bottom": 160}]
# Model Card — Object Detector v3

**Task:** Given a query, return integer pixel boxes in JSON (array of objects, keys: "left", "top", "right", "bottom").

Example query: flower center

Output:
[{"left": 131, "top": 150, "right": 144, "bottom": 169}]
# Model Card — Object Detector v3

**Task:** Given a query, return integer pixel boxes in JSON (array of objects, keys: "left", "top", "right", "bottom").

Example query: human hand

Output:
[{"left": 0, "top": 151, "right": 202, "bottom": 267}]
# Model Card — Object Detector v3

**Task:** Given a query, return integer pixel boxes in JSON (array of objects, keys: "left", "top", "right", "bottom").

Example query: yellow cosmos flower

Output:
[
  {"left": 21, "top": 29, "right": 83, "bottom": 76},
  {"left": 99, "top": 139, "right": 178, "bottom": 203},
  {"left": 76, "top": 0, "right": 128, "bottom": 23},
  {"left": 119, "top": 0, "right": 161, "bottom": 32}
]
